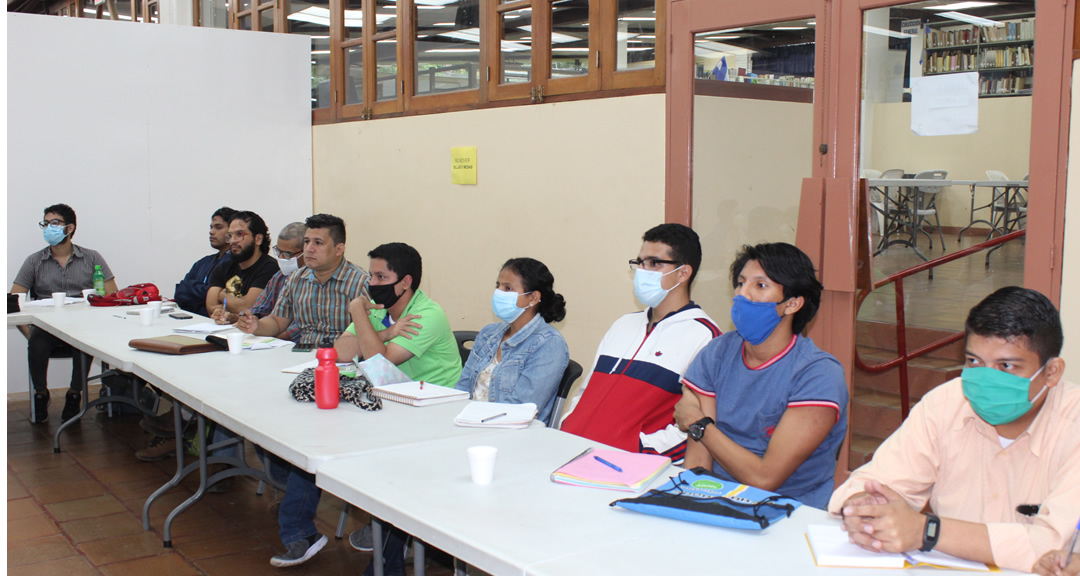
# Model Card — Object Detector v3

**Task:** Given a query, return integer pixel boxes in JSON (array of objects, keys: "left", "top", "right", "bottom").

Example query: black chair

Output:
[
  {"left": 453, "top": 330, "right": 478, "bottom": 366},
  {"left": 547, "top": 359, "right": 583, "bottom": 429}
]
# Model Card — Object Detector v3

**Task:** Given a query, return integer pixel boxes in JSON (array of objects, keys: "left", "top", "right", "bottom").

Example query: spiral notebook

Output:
[{"left": 370, "top": 381, "right": 468, "bottom": 406}]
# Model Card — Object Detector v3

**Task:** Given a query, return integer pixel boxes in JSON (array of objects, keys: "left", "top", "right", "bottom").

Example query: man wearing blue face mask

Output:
[
  {"left": 675, "top": 242, "right": 848, "bottom": 510},
  {"left": 829, "top": 287, "right": 1080, "bottom": 573},
  {"left": 12, "top": 203, "right": 118, "bottom": 424},
  {"left": 562, "top": 223, "right": 721, "bottom": 462}
]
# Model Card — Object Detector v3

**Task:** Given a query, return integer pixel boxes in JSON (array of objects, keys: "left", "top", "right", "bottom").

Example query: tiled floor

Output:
[
  {"left": 858, "top": 229, "right": 1026, "bottom": 331},
  {"left": 7, "top": 393, "right": 460, "bottom": 576}
]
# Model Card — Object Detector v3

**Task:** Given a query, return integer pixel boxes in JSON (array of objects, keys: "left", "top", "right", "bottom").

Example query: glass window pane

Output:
[
  {"left": 260, "top": 7, "right": 274, "bottom": 31},
  {"left": 550, "top": 0, "right": 589, "bottom": 79},
  {"left": 239, "top": 14, "right": 252, "bottom": 29},
  {"left": 345, "top": 46, "right": 364, "bottom": 105},
  {"left": 239, "top": 0, "right": 252, "bottom": 13},
  {"left": 376, "top": 0, "right": 396, "bottom": 34},
  {"left": 199, "top": 0, "right": 228, "bottom": 27},
  {"left": 693, "top": 20, "right": 815, "bottom": 89},
  {"left": 135, "top": 0, "right": 142, "bottom": 21},
  {"left": 114, "top": 0, "right": 131, "bottom": 21},
  {"left": 81, "top": 0, "right": 94, "bottom": 17},
  {"left": 343, "top": 0, "right": 362, "bottom": 40},
  {"left": 376, "top": 39, "right": 398, "bottom": 101},
  {"left": 616, "top": 0, "right": 655, "bottom": 71},
  {"left": 500, "top": 7, "right": 531, "bottom": 84},
  {"left": 148, "top": 1, "right": 158, "bottom": 21},
  {"left": 415, "top": 0, "right": 480, "bottom": 96},
  {"left": 287, "top": 1, "right": 331, "bottom": 107}
]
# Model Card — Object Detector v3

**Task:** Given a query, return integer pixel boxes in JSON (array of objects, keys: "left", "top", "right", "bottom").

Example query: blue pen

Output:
[
  {"left": 1062, "top": 517, "right": 1080, "bottom": 569},
  {"left": 593, "top": 455, "right": 623, "bottom": 473}
]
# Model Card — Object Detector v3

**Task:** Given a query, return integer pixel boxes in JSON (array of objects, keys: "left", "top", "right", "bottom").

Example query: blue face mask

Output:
[
  {"left": 491, "top": 289, "right": 533, "bottom": 324},
  {"left": 633, "top": 266, "right": 683, "bottom": 309},
  {"left": 961, "top": 365, "right": 1047, "bottom": 426},
  {"left": 730, "top": 295, "right": 785, "bottom": 345},
  {"left": 43, "top": 224, "right": 67, "bottom": 246}
]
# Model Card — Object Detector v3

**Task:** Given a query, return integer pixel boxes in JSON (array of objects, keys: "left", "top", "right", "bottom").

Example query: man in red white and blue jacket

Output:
[{"left": 561, "top": 224, "right": 720, "bottom": 462}]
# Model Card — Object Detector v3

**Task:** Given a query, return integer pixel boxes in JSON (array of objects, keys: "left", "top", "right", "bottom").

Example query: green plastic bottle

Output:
[{"left": 93, "top": 265, "right": 105, "bottom": 296}]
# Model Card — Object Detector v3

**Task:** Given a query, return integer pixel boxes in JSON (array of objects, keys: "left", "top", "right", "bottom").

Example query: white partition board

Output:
[{"left": 7, "top": 14, "right": 313, "bottom": 393}]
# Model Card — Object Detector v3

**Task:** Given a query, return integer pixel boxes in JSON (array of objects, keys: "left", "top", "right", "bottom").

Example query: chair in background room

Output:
[
  {"left": 453, "top": 330, "right": 478, "bottom": 366},
  {"left": 873, "top": 168, "right": 908, "bottom": 254},
  {"left": 547, "top": 359, "right": 584, "bottom": 429},
  {"left": 861, "top": 169, "right": 883, "bottom": 235},
  {"left": 910, "top": 169, "right": 948, "bottom": 252},
  {"left": 986, "top": 170, "right": 1028, "bottom": 234}
]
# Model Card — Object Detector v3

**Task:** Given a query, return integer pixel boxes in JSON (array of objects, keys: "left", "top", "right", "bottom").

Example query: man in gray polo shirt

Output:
[{"left": 11, "top": 203, "right": 118, "bottom": 424}]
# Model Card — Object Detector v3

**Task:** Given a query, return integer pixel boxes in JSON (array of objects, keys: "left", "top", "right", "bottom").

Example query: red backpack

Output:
[{"left": 87, "top": 283, "right": 163, "bottom": 306}]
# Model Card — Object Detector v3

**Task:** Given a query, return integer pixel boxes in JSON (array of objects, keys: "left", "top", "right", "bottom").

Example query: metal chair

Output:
[
  {"left": 453, "top": 330, "right": 478, "bottom": 366},
  {"left": 873, "top": 168, "right": 908, "bottom": 254},
  {"left": 861, "top": 169, "right": 884, "bottom": 235},
  {"left": 910, "top": 169, "right": 948, "bottom": 252},
  {"left": 546, "top": 359, "right": 583, "bottom": 429}
]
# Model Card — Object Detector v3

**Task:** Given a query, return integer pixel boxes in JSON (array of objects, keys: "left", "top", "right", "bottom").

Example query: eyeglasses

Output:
[
  {"left": 272, "top": 246, "right": 300, "bottom": 259},
  {"left": 628, "top": 257, "right": 681, "bottom": 272},
  {"left": 38, "top": 219, "right": 66, "bottom": 229},
  {"left": 228, "top": 231, "right": 249, "bottom": 241}
]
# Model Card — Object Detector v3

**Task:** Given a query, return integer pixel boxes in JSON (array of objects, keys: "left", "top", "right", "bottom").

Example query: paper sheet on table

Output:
[
  {"left": 805, "top": 524, "right": 989, "bottom": 570},
  {"left": 280, "top": 359, "right": 356, "bottom": 374},
  {"left": 172, "top": 322, "right": 234, "bottom": 334},
  {"left": 243, "top": 336, "right": 292, "bottom": 350},
  {"left": 454, "top": 401, "right": 537, "bottom": 429},
  {"left": 125, "top": 304, "right": 177, "bottom": 315},
  {"left": 24, "top": 297, "right": 84, "bottom": 307},
  {"left": 911, "top": 73, "right": 978, "bottom": 136},
  {"left": 358, "top": 353, "right": 412, "bottom": 387}
]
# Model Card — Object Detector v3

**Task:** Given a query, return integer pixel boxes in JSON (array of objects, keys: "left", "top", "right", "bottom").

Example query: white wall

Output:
[
  {"left": 1059, "top": 61, "right": 1080, "bottom": 369},
  {"left": 312, "top": 95, "right": 667, "bottom": 401},
  {"left": 6, "top": 14, "right": 313, "bottom": 394}
]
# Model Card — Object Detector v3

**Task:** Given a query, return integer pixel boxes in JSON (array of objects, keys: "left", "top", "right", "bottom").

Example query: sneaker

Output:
[
  {"left": 206, "top": 463, "right": 235, "bottom": 494},
  {"left": 270, "top": 533, "right": 327, "bottom": 568},
  {"left": 32, "top": 392, "right": 50, "bottom": 424},
  {"left": 139, "top": 411, "right": 176, "bottom": 438},
  {"left": 61, "top": 391, "right": 81, "bottom": 422},
  {"left": 136, "top": 435, "right": 177, "bottom": 462},
  {"left": 349, "top": 525, "right": 374, "bottom": 552}
]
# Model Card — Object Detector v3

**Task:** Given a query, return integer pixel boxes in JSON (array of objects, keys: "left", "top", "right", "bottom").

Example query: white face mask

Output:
[
  {"left": 633, "top": 266, "right": 683, "bottom": 308},
  {"left": 277, "top": 256, "right": 299, "bottom": 276}
]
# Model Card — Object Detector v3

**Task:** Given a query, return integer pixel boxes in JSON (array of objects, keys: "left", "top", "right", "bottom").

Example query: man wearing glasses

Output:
[
  {"left": 11, "top": 203, "right": 119, "bottom": 424},
  {"left": 213, "top": 221, "right": 306, "bottom": 342},
  {"left": 173, "top": 206, "right": 235, "bottom": 317},
  {"left": 205, "top": 210, "right": 279, "bottom": 319},
  {"left": 561, "top": 223, "right": 720, "bottom": 462}
]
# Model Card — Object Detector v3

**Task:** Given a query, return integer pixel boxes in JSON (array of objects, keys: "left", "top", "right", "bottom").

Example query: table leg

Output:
[
  {"left": 413, "top": 539, "right": 426, "bottom": 576},
  {"left": 144, "top": 402, "right": 189, "bottom": 532},
  {"left": 162, "top": 413, "right": 209, "bottom": 547},
  {"left": 372, "top": 518, "right": 385, "bottom": 576}
]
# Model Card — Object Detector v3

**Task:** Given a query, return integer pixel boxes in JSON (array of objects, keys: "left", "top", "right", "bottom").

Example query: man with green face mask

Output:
[{"left": 828, "top": 287, "right": 1080, "bottom": 573}]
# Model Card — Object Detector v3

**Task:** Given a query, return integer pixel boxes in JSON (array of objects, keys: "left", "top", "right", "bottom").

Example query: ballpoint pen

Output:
[
  {"left": 593, "top": 455, "right": 623, "bottom": 472},
  {"left": 1062, "top": 517, "right": 1080, "bottom": 569},
  {"left": 481, "top": 412, "right": 507, "bottom": 423}
]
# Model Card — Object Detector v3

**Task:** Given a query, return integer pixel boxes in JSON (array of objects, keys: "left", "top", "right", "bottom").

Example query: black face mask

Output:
[{"left": 369, "top": 281, "right": 403, "bottom": 309}]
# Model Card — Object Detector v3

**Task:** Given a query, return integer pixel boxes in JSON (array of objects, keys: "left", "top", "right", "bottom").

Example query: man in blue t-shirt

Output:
[
  {"left": 674, "top": 242, "right": 848, "bottom": 509},
  {"left": 173, "top": 206, "right": 234, "bottom": 316}
]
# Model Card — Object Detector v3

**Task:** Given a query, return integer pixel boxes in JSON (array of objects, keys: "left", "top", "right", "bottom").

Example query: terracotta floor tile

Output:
[
  {"left": 7, "top": 555, "right": 99, "bottom": 576},
  {"left": 61, "top": 511, "right": 144, "bottom": 544},
  {"left": 77, "top": 530, "right": 165, "bottom": 566},
  {"left": 29, "top": 478, "right": 109, "bottom": 504},
  {"left": 7, "top": 534, "right": 78, "bottom": 567},
  {"left": 162, "top": 511, "right": 237, "bottom": 540},
  {"left": 181, "top": 532, "right": 271, "bottom": 561},
  {"left": 7, "top": 513, "right": 61, "bottom": 542},
  {"left": 7, "top": 452, "right": 77, "bottom": 473},
  {"left": 99, "top": 552, "right": 201, "bottom": 576},
  {"left": 8, "top": 498, "right": 44, "bottom": 520},
  {"left": 45, "top": 494, "right": 126, "bottom": 522},
  {"left": 17, "top": 464, "right": 92, "bottom": 488},
  {"left": 92, "top": 463, "right": 170, "bottom": 485},
  {"left": 73, "top": 449, "right": 146, "bottom": 471},
  {"left": 8, "top": 477, "right": 29, "bottom": 500},
  {"left": 110, "top": 477, "right": 187, "bottom": 501},
  {"left": 194, "top": 550, "right": 282, "bottom": 576}
]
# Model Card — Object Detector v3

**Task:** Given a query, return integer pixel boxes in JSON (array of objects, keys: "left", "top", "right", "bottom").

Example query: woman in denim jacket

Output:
[{"left": 455, "top": 258, "right": 569, "bottom": 423}]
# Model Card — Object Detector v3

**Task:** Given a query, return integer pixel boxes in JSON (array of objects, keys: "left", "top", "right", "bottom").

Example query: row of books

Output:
[
  {"left": 924, "top": 45, "right": 1032, "bottom": 74},
  {"left": 925, "top": 51, "right": 978, "bottom": 73},
  {"left": 980, "top": 75, "right": 1032, "bottom": 96},
  {"left": 925, "top": 18, "right": 1034, "bottom": 48},
  {"left": 980, "top": 45, "right": 1033, "bottom": 69}
]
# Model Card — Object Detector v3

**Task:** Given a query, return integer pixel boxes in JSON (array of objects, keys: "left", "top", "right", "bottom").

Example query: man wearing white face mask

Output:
[
  {"left": 828, "top": 287, "right": 1080, "bottom": 573},
  {"left": 561, "top": 223, "right": 720, "bottom": 462},
  {"left": 217, "top": 221, "right": 306, "bottom": 341},
  {"left": 12, "top": 203, "right": 118, "bottom": 424}
]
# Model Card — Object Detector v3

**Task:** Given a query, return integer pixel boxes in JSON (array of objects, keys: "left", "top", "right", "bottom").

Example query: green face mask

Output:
[{"left": 961, "top": 365, "right": 1046, "bottom": 426}]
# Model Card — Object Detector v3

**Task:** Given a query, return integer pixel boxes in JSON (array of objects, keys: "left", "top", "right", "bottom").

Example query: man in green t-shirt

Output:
[
  {"left": 335, "top": 242, "right": 462, "bottom": 387},
  {"left": 334, "top": 242, "right": 461, "bottom": 575}
]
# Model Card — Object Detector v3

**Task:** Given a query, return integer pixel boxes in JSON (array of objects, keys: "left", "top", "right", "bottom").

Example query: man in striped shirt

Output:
[{"left": 11, "top": 203, "right": 119, "bottom": 424}]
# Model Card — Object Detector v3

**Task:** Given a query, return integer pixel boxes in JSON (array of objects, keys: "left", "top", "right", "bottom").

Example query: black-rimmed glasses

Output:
[
  {"left": 629, "top": 257, "right": 681, "bottom": 271},
  {"left": 38, "top": 219, "right": 66, "bottom": 229},
  {"left": 272, "top": 246, "right": 301, "bottom": 259}
]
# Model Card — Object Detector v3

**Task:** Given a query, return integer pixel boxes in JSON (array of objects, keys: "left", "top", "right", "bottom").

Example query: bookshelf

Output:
[{"left": 922, "top": 15, "right": 1034, "bottom": 97}]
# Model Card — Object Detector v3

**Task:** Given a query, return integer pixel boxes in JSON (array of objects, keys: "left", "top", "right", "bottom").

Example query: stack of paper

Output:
[
  {"left": 125, "top": 304, "right": 177, "bottom": 315},
  {"left": 454, "top": 402, "right": 537, "bottom": 429},
  {"left": 805, "top": 524, "right": 989, "bottom": 570},
  {"left": 243, "top": 336, "right": 292, "bottom": 351},
  {"left": 173, "top": 323, "right": 233, "bottom": 335},
  {"left": 550, "top": 448, "right": 671, "bottom": 493},
  {"left": 371, "top": 382, "right": 469, "bottom": 407}
]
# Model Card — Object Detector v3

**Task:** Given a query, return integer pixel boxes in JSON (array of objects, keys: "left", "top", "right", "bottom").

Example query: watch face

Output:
[{"left": 689, "top": 423, "right": 704, "bottom": 441}]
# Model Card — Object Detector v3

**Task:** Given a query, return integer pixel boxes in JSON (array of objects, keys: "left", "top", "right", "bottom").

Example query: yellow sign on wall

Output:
[{"left": 451, "top": 146, "right": 477, "bottom": 185}]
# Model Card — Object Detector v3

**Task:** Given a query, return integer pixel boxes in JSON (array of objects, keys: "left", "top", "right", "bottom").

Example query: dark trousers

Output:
[{"left": 27, "top": 326, "right": 90, "bottom": 394}]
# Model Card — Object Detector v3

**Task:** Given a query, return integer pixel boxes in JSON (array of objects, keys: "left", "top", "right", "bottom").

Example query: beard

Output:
[{"left": 233, "top": 241, "right": 256, "bottom": 262}]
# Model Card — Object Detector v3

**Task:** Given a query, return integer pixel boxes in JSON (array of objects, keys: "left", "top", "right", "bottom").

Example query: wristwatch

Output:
[
  {"left": 919, "top": 513, "right": 941, "bottom": 552},
  {"left": 688, "top": 417, "right": 715, "bottom": 441}
]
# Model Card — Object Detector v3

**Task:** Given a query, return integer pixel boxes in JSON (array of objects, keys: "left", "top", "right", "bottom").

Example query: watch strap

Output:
[
  {"left": 689, "top": 416, "right": 714, "bottom": 441},
  {"left": 919, "top": 513, "right": 941, "bottom": 552}
]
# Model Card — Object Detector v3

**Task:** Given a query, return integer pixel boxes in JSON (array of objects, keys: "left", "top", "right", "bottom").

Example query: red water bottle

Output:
[{"left": 314, "top": 338, "right": 340, "bottom": 409}]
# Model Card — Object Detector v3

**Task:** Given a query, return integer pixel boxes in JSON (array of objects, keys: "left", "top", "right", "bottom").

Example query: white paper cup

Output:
[
  {"left": 467, "top": 446, "right": 498, "bottom": 485},
  {"left": 16, "top": 293, "right": 28, "bottom": 307},
  {"left": 81, "top": 288, "right": 96, "bottom": 300},
  {"left": 139, "top": 308, "right": 155, "bottom": 326},
  {"left": 148, "top": 301, "right": 163, "bottom": 317},
  {"left": 52, "top": 292, "right": 66, "bottom": 309},
  {"left": 226, "top": 332, "right": 245, "bottom": 355}
]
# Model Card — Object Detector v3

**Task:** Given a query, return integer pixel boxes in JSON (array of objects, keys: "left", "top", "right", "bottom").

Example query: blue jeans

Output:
[{"left": 278, "top": 466, "right": 321, "bottom": 546}]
